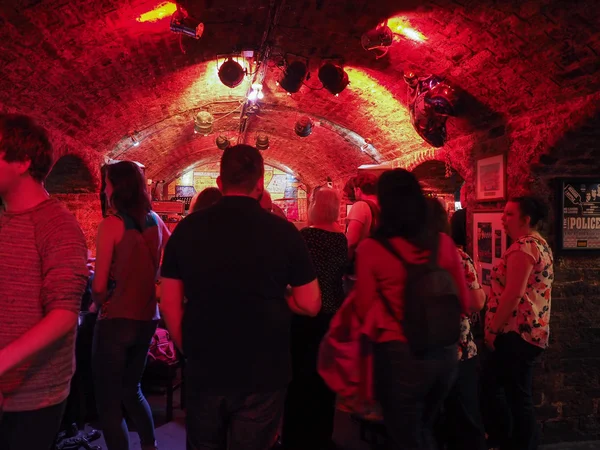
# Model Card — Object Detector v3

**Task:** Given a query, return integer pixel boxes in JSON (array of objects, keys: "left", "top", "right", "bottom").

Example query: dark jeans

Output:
[
  {"left": 374, "top": 341, "right": 457, "bottom": 450},
  {"left": 282, "top": 314, "right": 336, "bottom": 450},
  {"left": 435, "top": 356, "right": 486, "bottom": 450},
  {"left": 93, "top": 318, "right": 158, "bottom": 450},
  {"left": 185, "top": 383, "right": 286, "bottom": 450},
  {"left": 481, "top": 332, "right": 544, "bottom": 450},
  {"left": 0, "top": 400, "right": 66, "bottom": 450}
]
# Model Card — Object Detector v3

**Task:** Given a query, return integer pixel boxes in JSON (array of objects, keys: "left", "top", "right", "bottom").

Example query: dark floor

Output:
[{"left": 88, "top": 389, "right": 600, "bottom": 450}]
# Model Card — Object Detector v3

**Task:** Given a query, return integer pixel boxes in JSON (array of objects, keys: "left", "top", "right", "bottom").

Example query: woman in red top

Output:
[{"left": 354, "top": 169, "right": 474, "bottom": 450}]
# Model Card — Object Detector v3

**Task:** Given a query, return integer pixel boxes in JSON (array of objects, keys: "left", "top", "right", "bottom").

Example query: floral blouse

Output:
[
  {"left": 457, "top": 248, "right": 480, "bottom": 361},
  {"left": 485, "top": 234, "right": 554, "bottom": 349}
]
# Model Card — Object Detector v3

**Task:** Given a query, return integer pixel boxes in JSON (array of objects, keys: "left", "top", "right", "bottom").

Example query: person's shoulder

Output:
[{"left": 35, "top": 199, "right": 81, "bottom": 230}]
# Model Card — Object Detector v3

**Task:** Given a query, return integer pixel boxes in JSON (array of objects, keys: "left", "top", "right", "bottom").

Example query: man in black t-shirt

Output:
[{"left": 160, "top": 144, "right": 320, "bottom": 450}]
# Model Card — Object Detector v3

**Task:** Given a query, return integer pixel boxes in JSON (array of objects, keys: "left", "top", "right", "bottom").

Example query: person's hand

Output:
[
  {"left": 89, "top": 302, "right": 98, "bottom": 313},
  {"left": 485, "top": 332, "right": 497, "bottom": 351}
]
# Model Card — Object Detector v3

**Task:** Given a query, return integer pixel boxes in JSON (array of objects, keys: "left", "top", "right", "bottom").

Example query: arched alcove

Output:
[{"left": 45, "top": 154, "right": 96, "bottom": 194}]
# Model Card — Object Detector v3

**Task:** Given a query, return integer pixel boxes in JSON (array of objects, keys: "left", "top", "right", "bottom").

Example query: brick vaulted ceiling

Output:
[{"left": 0, "top": 0, "right": 599, "bottom": 188}]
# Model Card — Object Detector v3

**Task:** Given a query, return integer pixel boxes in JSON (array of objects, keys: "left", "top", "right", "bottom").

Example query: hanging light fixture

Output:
[
  {"left": 194, "top": 111, "right": 214, "bottom": 135},
  {"left": 318, "top": 63, "right": 349, "bottom": 95},
  {"left": 218, "top": 57, "right": 246, "bottom": 88},
  {"left": 169, "top": 8, "right": 204, "bottom": 39},
  {"left": 295, "top": 116, "right": 314, "bottom": 137},
  {"left": 216, "top": 135, "right": 230, "bottom": 150},
  {"left": 255, "top": 133, "right": 269, "bottom": 150},
  {"left": 361, "top": 24, "right": 393, "bottom": 51},
  {"left": 279, "top": 61, "right": 307, "bottom": 94}
]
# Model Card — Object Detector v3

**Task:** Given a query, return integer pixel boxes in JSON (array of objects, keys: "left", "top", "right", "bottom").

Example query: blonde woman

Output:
[{"left": 282, "top": 187, "right": 348, "bottom": 450}]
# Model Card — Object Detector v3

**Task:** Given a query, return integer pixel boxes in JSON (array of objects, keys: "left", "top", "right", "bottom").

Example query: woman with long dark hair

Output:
[
  {"left": 92, "top": 161, "right": 170, "bottom": 450},
  {"left": 482, "top": 196, "right": 554, "bottom": 450},
  {"left": 353, "top": 169, "right": 476, "bottom": 449},
  {"left": 428, "top": 198, "right": 487, "bottom": 450}
]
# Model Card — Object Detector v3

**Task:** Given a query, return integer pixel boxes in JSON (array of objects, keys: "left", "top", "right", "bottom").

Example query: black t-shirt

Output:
[
  {"left": 161, "top": 196, "right": 316, "bottom": 393},
  {"left": 300, "top": 228, "right": 347, "bottom": 315}
]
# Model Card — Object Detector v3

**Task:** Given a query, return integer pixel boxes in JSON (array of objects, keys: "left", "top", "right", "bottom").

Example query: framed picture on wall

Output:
[
  {"left": 475, "top": 154, "right": 506, "bottom": 202},
  {"left": 472, "top": 210, "right": 509, "bottom": 297},
  {"left": 557, "top": 178, "right": 600, "bottom": 253}
]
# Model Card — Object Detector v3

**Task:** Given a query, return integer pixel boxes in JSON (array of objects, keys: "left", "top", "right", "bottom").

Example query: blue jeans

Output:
[{"left": 92, "top": 319, "right": 158, "bottom": 450}]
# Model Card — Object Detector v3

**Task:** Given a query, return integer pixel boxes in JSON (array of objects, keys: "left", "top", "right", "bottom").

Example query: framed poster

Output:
[
  {"left": 475, "top": 154, "right": 506, "bottom": 202},
  {"left": 558, "top": 179, "right": 600, "bottom": 253},
  {"left": 472, "top": 210, "right": 509, "bottom": 297}
]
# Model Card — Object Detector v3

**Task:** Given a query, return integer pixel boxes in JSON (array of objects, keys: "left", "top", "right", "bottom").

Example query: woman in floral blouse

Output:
[
  {"left": 483, "top": 196, "right": 554, "bottom": 450},
  {"left": 429, "top": 199, "right": 487, "bottom": 450}
]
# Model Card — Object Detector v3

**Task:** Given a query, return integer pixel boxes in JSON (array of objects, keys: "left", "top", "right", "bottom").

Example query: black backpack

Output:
[{"left": 374, "top": 235, "right": 462, "bottom": 357}]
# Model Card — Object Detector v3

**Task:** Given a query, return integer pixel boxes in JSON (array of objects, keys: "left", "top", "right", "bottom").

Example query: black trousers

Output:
[
  {"left": 434, "top": 356, "right": 486, "bottom": 450},
  {"left": 282, "top": 314, "right": 336, "bottom": 450},
  {"left": 374, "top": 341, "right": 457, "bottom": 450},
  {"left": 185, "top": 386, "right": 286, "bottom": 450},
  {"left": 0, "top": 400, "right": 67, "bottom": 450},
  {"left": 481, "top": 332, "right": 543, "bottom": 450}
]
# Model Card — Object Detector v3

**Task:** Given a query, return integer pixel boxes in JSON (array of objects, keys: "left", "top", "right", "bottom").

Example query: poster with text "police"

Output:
[{"left": 562, "top": 181, "right": 600, "bottom": 250}]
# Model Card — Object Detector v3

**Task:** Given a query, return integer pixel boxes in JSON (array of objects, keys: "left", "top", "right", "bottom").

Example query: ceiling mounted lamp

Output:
[
  {"left": 255, "top": 134, "right": 269, "bottom": 150},
  {"left": 216, "top": 135, "right": 230, "bottom": 150},
  {"left": 295, "top": 116, "right": 314, "bottom": 137},
  {"left": 170, "top": 8, "right": 204, "bottom": 39},
  {"left": 361, "top": 24, "right": 393, "bottom": 59},
  {"left": 218, "top": 57, "right": 246, "bottom": 88},
  {"left": 361, "top": 24, "right": 393, "bottom": 50},
  {"left": 318, "top": 63, "right": 349, "bottom": 96},
  {"left": 194, "top": 111, "right": 214, "bottom": 135},
  {"left": 279, "top": 61, "right": 308, "bottom": 94}
]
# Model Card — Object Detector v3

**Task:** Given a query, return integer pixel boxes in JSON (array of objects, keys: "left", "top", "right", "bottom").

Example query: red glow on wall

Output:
[
  {"left": 387, "top": 17, "right": 427, "bottom": 42},
  {"left": 136, "top": 2, "right": 177, "bottom": 23}
]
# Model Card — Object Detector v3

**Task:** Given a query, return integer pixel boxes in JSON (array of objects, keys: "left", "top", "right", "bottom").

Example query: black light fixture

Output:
[
  {"left": 255, "top": 133, "right": 269, "bottom": 150},
  {"left": 170, "top": 9, "right": 204, "bottom": 39},
  {"left": 218, "top": 57, "right": 246, "bottom": 88},
  {"left": 295, "top": 116, "right": 314, "bottom": 137},
  {"left": 216, "top": 135, "right": 230, "bottom": 150},
  {"left": 318, "top": 63, "right": 349, "bottom": 95},
  {"left": 279, "top": 61, "right": 307, "bottom": 94},
  {"left": 361, "top": 25, "right": 393, "bottom": 51}
]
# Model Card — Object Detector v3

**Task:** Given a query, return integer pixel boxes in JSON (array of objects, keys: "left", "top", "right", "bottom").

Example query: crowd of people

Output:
[{"left": 0, "top": 113, "right": 554, "bottom": 450}]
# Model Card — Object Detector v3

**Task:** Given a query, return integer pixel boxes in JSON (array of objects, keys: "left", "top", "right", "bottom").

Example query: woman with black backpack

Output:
[{"left": 352, "top": 169, "right": 480, "bottom": 450}]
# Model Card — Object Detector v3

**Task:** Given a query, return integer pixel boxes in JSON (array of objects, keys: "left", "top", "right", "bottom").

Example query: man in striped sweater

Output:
[{"left": 0, "top": 114, "right": 88, "bottom": 449}]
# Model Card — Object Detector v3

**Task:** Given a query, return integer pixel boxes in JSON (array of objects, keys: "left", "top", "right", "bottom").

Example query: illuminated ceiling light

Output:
[
  {"left": 361, "top": 25, "right": 393, "bottom": 51},
  {"left": 279, "top": 61, "right": 307, "bottom": 94},
  {"left": 170, "top": 8, "right": 204, "bottom": 39},
  {"left": 318, "top": 63, "right": 349, "bottom": 95},
  {"left": 387, "top": 16, "right": 427, "bottom": 42},
  {"left": 255, "top": 133, "right": 269, "bottom": 150},
  {"left": 248, "top": 83, "right": 264, "bottom": 101},
  {"left": 216, "top": 135, "right": 230, "bottom": 150},
  {"left": 295, "top": 116, "right": 314, "bottom": 137},
  {"left": 218, "top": 57, "right": 246, "bottom": 88},
  {"left": 194, "top": 111, "right": 214, "bottom": 135},
  {"left": 137, "top": 2, "right": 177, "bottom": 23}
]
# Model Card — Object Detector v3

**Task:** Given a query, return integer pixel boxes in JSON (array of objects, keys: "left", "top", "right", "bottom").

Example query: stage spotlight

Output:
[
  {"left": 295, "top": 116, "right": 314, "bottom": 137},
  {"left": 279, "top": 61, "right": 307, "bottom": 94},
  {"left": 318, "top": 63, "right": 349, "bottom": 95},
  {"left": 170, "top": 10, "right": 204, "bottom": 39},
  {"left": 194, "top": 111, "right": 214, "bottom": 135},
  {"left": 218, "top": 57, "right": 246, "bottom": 88},
  {"left": 255, "top": 134, "right": 269, "bottom": 150},
  {"left": 216, "top": 135, "right": 230, "bottom": 150}
]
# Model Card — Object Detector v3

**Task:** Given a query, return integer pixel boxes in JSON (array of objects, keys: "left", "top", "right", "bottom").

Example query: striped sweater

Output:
[{"left": 0, "top": 198, "right": 88, "bottom": 411}]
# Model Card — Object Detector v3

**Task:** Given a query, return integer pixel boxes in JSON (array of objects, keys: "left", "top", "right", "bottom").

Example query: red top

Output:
[{"left": 354, "top": 233, "right": 470, "bottom": 343}]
